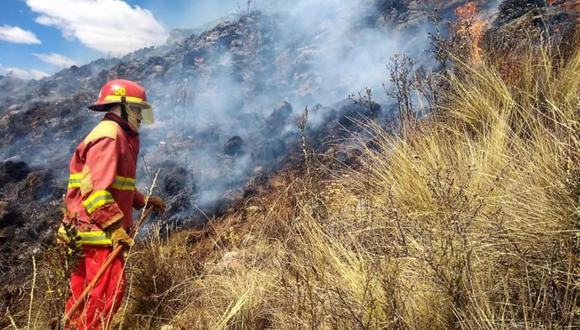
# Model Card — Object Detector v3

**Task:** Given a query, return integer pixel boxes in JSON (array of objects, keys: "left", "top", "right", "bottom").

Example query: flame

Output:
[
  {"left": 455, "top": 2, "right": 478, "bottom": 18},
  {"left": 455, "top": 2, "right": 487, "bottom": 64}
]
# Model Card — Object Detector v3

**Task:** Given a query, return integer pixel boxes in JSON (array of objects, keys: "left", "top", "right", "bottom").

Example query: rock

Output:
[
  {"left": 163, "top": 166, "right": 188, "bottom": 195},
  {"left": 224, "top": 136, "right": 244, "bottom": 156},
  {"left": 263, "top": 101, "right": 293, "bottom": 136},
  {"left": 0, "top": 161, "right": 30, "bottom": 186},
  {"left": 268, "top": 101, "right": 293, "bottom": 125}
]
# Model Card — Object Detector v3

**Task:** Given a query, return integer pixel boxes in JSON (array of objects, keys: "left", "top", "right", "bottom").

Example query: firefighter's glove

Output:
[
  {"left": 107, "top": 222, "right": 134, "bottom": 249},
  {"left": 146, "top": 195, "right": 166, "bottom": 213}
]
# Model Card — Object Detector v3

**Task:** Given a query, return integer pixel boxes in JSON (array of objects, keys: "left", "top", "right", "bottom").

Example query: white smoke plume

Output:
[{"left": 134, "top": 0, "right": 435, "bottom": 218}]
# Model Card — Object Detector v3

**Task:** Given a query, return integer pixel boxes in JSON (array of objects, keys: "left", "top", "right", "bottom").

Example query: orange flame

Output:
[
  {"left": 455, "top": 2, "right": 487, "bottom": 64},
  {"left": 455, "top": 2, "right": 478, "bottom": 18}
]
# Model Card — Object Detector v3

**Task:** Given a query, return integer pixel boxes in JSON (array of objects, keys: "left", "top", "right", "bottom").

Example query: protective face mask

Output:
[{"left": 127, "top": 105, "right": 144, "bottom": 131}]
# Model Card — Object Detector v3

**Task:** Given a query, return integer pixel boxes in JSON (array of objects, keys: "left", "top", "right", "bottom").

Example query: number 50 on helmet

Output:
[{"left": 88, "top": 79, "right": 155, "bottom": 124}]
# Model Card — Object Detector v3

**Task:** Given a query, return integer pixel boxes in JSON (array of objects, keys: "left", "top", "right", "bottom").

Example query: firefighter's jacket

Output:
[{"left": 59, "top": 113, "right": 145, "bottom": 246}]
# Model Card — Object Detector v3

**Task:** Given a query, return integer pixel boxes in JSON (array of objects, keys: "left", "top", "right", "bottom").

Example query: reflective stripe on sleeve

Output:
[
  {"left": 82, "top": 190, "right": 115, "bottom": 214},
  {"left": 111, "top": 175, "right": 136, "bottom": 191},
  {"left": 68, "top": 173, "right": 82, "bottom": 188},
  {"left": 57, "top": 226, "right": 113, "bottom": 246}
]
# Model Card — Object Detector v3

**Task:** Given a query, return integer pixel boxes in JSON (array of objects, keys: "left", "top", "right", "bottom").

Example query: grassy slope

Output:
[
  {"left": 6, "top": 30, "right": 578, "bottom": 330},
  {"left": 121, "top": 43, "right": 579, "bottom": 329}
]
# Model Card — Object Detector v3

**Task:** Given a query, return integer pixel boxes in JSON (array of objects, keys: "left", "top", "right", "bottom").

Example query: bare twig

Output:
[{"left": 27, "top": 255, "right": 36, "bottom": 330}]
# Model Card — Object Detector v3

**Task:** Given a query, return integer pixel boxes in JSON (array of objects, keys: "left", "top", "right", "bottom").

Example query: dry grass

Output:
[
  {"left": 118, "top": 42, "right": 578, "bottom": 329},
  {"left": 5, "top": 39, "right": 578, "bottom": 330}
]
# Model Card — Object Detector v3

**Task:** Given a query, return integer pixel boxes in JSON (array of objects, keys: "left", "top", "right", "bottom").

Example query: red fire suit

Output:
[{"left": 59, "top": 112, "right": 145, "bottom": 329}]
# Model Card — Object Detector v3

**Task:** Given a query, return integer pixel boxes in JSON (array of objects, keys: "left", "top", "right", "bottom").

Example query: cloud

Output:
[
  {"left": 33, "top": 53, "right": 77, "bottom": 68},
  {"left": 0, "top": 25, "right": 41, "bottom": 44},
  {"left": 2, "top": 67, "right": 49, "bottom": 80},
  {"left": 25, "top": 0, "right": 168, "bottom": 55}
]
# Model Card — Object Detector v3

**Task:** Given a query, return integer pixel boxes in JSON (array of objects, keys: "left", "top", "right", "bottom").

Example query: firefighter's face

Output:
[{"left": 127, "top": 105, "right": 143, "bottom": 131}]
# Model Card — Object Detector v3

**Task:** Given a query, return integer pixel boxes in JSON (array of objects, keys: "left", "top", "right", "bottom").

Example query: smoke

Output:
[
  {"left": 0, "top": 0, "right": 442, "bottom": 225},
  {"left": 264, "top": 0, "right": 426, "bottom": 103},
  {"left": 135, "top": 0, "right": 435, "bottom": 221}
]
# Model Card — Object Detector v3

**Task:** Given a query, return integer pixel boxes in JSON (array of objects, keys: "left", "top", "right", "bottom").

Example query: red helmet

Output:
[{"left": 88, "top": 79, "right": 152, "bottom": 112}]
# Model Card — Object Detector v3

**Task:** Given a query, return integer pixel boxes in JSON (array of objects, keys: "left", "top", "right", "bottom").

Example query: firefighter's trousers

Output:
[{"left": 65, "top": 246, "right": 125, "bottom": 330}]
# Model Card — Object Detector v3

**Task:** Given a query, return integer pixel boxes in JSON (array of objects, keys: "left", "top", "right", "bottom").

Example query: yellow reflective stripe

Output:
[
  {"left": 78, "top": 237, "right": 112, "bottom": 245},
  {"left": 111, "top": 176, "right": 136, "bottom": 191},
  {"left": 119, "top": 176, "right": 135, "bottom": 183},
  {"left": 57, "top": 226, "right": 112, "bottom": 245},
  {"left": 103, "top": 95, "right": 144, "bottom": 103},
  {"left": 79, "top": 231, "right": 107, "bottom": 237},
  {"left": 82, "top": 190, "right": 115, "bottom": 214},
  {"left": 68, "top": 173, "right": 82, "bottom": 188}
]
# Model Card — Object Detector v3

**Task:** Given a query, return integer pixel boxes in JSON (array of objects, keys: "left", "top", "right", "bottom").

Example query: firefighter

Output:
[{"left": 58, "top": 79, "right": 165, "bottom": 329}]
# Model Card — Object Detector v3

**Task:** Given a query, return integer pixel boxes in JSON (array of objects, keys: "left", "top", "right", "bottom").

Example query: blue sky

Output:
[{"left": 0, "top": 0, "right": 242, "bottom": 79}]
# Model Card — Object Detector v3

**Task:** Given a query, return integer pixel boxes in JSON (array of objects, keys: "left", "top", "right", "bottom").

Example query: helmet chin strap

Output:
[{"left": 120, "top": 96, "right": 129, "bottom": 122}]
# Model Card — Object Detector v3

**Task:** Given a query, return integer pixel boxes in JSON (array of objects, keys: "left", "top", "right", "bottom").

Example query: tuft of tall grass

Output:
[{"left": 317, "top": 44, "right": 579, "bottom": 328}]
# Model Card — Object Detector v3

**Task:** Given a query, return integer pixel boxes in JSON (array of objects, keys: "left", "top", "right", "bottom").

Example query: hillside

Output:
[
  {"left": 0, "top": 0, "right": 487, "bottom": 295},
  {"left": 123, "top": 23, "right": 579, "bottom": 329},
  {"left": 1, "top": 0, "right": 578, "bottom": 329},
  {"left": 122, "top": 38, "right": 579, "bottom": 330}
]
